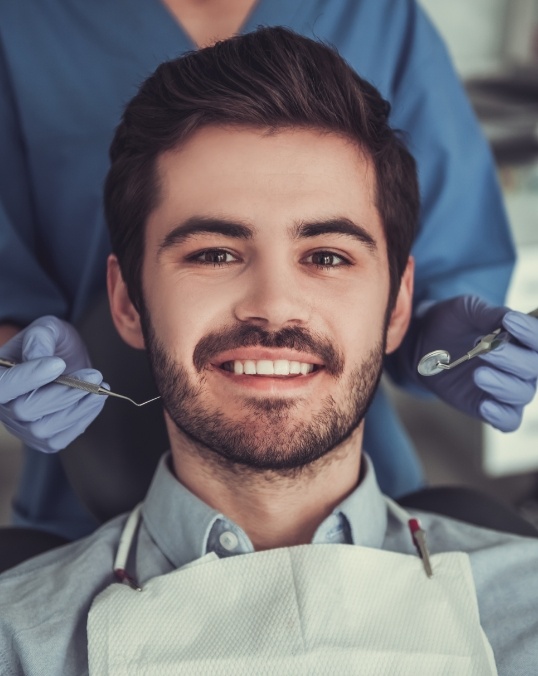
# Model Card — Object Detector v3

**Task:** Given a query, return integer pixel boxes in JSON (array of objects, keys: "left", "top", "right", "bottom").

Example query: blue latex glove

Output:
[
  {"left": 0, "top": 315, "right": 107, "bottom": 452},
  {"left": 401, "top": 296, "right": 538, "bottom": 432}
]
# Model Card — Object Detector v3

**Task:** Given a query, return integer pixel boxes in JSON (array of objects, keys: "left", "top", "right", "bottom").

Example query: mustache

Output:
[{"left": 193, "top": 324, "right": 344, "bottom": 376}]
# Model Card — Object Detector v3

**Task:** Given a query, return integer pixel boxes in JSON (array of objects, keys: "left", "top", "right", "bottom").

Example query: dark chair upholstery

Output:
[
  {"left": 399, "top": 485, "right": 538, "bottom": 538},
  {"left": 1, "top": 293, "right": 535, "bottom": 574},
  {"left": 0, "top": 528, "right": 70, "bottom": 575}
]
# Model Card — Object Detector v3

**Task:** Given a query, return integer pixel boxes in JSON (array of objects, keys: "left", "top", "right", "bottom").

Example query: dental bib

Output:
[{"left": 87, "top": 504, "right": 497, "bottom": 675}]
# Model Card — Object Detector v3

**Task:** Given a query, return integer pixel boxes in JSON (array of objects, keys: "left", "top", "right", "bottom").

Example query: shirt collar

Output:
[
  {"left": 142, "top": 452, "right": 388, "bottom": 569},
  {"left": 142, "top": 454, "right": 224, "bottom": 569},
  {"left": 325, "top": 453, "right": 388, "bottom": 550}
]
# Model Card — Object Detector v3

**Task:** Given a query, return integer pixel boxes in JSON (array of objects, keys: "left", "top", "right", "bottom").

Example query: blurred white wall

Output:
[{"left": 419, "top": 0, "right": 508, "bottom": 77}]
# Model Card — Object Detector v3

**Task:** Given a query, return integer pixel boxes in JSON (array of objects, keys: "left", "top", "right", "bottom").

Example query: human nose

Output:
[{"left": 233, "top": 260, "right": 310, "bottom": 330}]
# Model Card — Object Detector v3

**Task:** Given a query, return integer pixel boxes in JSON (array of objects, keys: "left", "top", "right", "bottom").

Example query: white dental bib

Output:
[{"left": 87, "top": 500, "right": 497, "bottom": 675}]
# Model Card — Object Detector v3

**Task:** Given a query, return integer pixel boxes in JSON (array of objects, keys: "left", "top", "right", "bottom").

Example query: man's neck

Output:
[{"left": 169, "top": 425, "right": 363, "bottom": 550}]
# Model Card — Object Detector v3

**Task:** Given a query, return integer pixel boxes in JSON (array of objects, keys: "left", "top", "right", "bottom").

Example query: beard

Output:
[{"left": 141, "top": 315, "right": 385, "bottom": 475}]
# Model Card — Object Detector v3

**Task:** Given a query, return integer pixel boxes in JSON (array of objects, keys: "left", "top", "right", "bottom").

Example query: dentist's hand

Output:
[
  {"left": 402, "top": 296, "right": 538, "bottom": 432},
  {"left": 0, "top": 316, "right": 106, "bottom": 452}
]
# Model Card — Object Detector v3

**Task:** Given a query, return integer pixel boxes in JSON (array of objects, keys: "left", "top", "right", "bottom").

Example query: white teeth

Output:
[
  {"left": 274, "top": 360, "right": 290, "bottom": 375},
  {"left": 289, "top": 361, "right": 301, "bottom": 374},
  {"left": 223, "top": 359, "right": 317, "bottom": 376},
  {"left": 256, "top": 360, "right": 274, "bottom": 375}
]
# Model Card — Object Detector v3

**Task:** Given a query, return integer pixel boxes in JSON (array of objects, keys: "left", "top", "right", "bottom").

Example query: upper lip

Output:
[{"left": 211, "top": 349, "right": 325, "bottom": 367}]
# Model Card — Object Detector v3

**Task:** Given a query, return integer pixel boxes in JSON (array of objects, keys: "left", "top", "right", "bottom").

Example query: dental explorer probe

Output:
[{"left": 0, "top": 358, "right": 161, "bottom": 407}]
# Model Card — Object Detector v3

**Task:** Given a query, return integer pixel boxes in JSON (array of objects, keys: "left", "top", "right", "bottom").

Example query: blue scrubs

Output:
[{"left": 0, "top": 0, "right": 514, "bottom": 539}]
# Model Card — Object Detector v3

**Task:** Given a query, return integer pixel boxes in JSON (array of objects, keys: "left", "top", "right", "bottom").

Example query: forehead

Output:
[{"left": 149, "top": 125, "right": 384, "bottom": 244}]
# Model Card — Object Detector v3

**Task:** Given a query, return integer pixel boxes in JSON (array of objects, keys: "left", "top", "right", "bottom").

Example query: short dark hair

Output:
[{"left": 104, "top": 26, "right": 419, "bottom": 311}]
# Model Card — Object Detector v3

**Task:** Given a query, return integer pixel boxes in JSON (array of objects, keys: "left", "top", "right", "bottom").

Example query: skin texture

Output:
[
  {"left": 109, "top": 126, "right": 413, "bottom": 549},
  {"left": 0, "top": 324, "right": 22, "bottom": 348},
  {"left": 160, "top": 0, "right": 259, "bottom": 48}
]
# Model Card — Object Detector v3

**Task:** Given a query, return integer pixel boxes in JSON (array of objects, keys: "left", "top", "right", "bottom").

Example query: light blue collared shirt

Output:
[
  {"left": 1, "top": 453, "right": 537, "bottom": 676},
  {"left": 137, "top": 453, "right": 387, "bottom": 584}
]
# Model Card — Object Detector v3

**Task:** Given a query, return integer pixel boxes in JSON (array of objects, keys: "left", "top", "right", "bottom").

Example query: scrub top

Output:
[{"left": 0, "top": 0, "right": 515, "bottom": 539}]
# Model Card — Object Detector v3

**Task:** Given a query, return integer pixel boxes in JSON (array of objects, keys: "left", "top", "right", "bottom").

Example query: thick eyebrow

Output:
[
  {"left": 158, "top": 215, "right": 378, "bottom": 254},
  {"left": 158, "top": 216, "right": 253, "bottom": 254},
  {"left": 291, "top": 218, "right": 378, "bottom": 252}
]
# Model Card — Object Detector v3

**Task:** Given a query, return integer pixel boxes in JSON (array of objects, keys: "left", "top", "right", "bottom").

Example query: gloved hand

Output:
[
  {"left": 400, "top": 296, "right": 538, "bottom": 432},
  {"left": 0, "top": 315, "right": 107, "bottom": 452}
]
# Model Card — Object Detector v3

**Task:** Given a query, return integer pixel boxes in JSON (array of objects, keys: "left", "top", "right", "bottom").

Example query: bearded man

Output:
[{"left": 1, "top": 27, "right": 536, "bottom": 676}]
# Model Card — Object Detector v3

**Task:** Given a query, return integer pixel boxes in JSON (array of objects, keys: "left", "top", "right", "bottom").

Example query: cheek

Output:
[
  {"left": 324, "top": 279, "right": 388, "bottom": 358},
  {"left": 143, "top": 267, "right": 237, "bottom": 364}
]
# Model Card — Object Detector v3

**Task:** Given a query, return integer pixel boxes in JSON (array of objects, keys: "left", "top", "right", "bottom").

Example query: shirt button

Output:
[{"left": 219, "top": 531, "right": 239, "bottom": 551}]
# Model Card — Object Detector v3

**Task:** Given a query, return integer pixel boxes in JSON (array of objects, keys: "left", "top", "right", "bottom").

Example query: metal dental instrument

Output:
[
  {"left": 417, "top": 306, "right": 538, "bottom": 377},
  {"left": 0, "top": 358, "right": 161, "bottom": 407}
]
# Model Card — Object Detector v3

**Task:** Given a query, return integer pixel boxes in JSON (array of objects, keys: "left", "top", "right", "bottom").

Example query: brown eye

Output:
[
  {"left": 191, "top": 249, "right": 236, "bottom": 265},
  {"left": 313, "top": 253, "right": 335, "bottom": 266},
  {"left": 202, "top": 251, "right": 228, "bottom": 264},
  {"left": 305, "top": 251, "right": 348, "bottom": 268}
]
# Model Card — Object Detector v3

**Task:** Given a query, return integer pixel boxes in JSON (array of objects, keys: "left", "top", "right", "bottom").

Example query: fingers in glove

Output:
[
  {"left": 0, "top": 390, "right": 106, "bottom": 453},
  {"left": 502, "top": 312, "right": 538, "bottom": 351},
  {"left": 21, "top": 318, "right": 62, "bottom": 360},
  {"left": 479, "top": 399, "right": 523, "bottom": 433},
  {"left": 473, "top": 366, "right": 536, "bottom": 406},
  {"left": 0, "top": 415, "right": 34, "bottom": 447},
  {"left": 20, "top": 316, "right": 91, "bottom": 371},
  {"left": 29, "top": 392, "right": 106, "bottom": 446},
  {"left": 479, "top": 342, "right": 538, "bottom": 380},
  {"left": 7, "top": 369, "right": 104, "bottom": 420},
  {"left": 0, "top": 357, "right": 66, "bottom": 404}
]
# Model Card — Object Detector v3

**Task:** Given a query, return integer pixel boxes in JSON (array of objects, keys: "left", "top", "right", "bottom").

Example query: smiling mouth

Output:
[{"left": 219, "top": 359, "right": 324, "bottom": 377}]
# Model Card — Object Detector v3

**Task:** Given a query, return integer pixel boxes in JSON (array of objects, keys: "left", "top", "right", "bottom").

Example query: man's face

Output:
[{"left": 111, "top": 126, "right": 411, "bottom": 472}]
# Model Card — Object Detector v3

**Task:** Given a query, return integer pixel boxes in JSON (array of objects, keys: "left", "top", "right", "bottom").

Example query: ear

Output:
[
  {"left": 107, "top": 254, "right": 146, "bottom": 349},
  {"left": 385, "top": 257, "right": 414, "bottom": 355}
]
